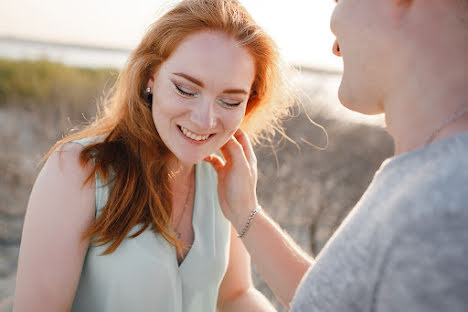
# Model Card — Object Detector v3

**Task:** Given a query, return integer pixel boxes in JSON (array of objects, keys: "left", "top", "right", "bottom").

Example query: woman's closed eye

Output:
[
  {"left": 173, "top": 81, "right": 244, "bottom": 107},
  {"left": 174, "top": 84, "right": 197, "bottom": 97},
  {"left": 219, "top": 98, "right": 242, "bottom": 107}
]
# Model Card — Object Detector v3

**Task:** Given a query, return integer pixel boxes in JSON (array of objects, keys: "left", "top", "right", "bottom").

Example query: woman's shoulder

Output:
[
  {"left": 14, "top": 142, "right": 97, "bottom": 311},
  {"left": 38, "top": 141, "right": 96, "bottom": 213}
]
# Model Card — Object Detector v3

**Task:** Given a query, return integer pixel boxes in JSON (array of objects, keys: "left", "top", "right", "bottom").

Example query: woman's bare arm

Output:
[
  {"left": 206, "top": 130, "right": 313, "bottom": 309},
  {"left": 14, "top": 143, "right": 95, "bottom": 312},
  {"left": 217, "top": 225, "right": 277, "bottom": 312}
]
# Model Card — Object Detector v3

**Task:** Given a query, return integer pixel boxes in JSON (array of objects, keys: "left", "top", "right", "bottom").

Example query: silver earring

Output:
[{"left": 145, "top": 87, "right": 152, "bottom": 109}]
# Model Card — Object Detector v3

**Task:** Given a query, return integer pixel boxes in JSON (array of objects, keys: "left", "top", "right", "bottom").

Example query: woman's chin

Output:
[{"left": 173, "top": 153, "right": 212, "bottom": 167}]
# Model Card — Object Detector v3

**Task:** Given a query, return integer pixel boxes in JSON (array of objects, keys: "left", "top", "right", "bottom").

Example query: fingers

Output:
[
  {"left": 204, "top": 154, "right": 225, "bottom": 173},
  {"left": 219, "top": 135, "right": 245, "bottom": 165},
  {"left": 233, "top": 129, "right": 257, "bottom": 165}
]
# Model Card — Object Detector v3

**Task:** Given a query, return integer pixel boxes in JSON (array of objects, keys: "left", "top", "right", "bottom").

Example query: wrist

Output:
[
  {"left": 234, "top": 204, "right": 262, "bottom": 239},
  {"left": 228, "top": 200, "right": 256, "bottom": 229}
]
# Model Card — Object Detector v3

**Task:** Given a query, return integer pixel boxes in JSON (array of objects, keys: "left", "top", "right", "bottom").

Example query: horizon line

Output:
[{"left": 0, "top": 35, "right": 343, "bottom": 75}]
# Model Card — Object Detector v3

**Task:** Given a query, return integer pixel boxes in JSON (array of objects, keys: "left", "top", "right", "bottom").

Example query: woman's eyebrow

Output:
[
  {"left": 223, "top": 89, "right": 249, "bottom": 95},
  {"left": 172, "top": 72, "right": 204, "bottom": 87}
]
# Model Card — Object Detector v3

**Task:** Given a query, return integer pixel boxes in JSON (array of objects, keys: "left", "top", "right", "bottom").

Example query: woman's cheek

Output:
[
  {"left": 230, "top": 107, "right": 248, "bottom": 130},
  {"left": 218, "top": 110, "right": 245, "bottom": 144}
]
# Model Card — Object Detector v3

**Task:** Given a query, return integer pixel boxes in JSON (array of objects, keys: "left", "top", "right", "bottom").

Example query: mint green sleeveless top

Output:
[{"left": 70, "top": 138, "right": 231, "bottom": 312}]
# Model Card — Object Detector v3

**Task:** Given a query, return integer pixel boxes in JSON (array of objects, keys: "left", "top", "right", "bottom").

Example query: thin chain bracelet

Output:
[{"left": 237, "top": 205, "right": 262, "bottom": 239}]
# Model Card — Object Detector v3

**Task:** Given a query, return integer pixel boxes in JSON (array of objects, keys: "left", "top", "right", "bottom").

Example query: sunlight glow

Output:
[{"left": 0, "top": 0, "right": 342, "bottom": 71}]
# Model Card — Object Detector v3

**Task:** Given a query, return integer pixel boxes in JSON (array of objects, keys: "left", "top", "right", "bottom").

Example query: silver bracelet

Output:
[{"left": 237, "top": 206, "right": 262, "bottom": 239}]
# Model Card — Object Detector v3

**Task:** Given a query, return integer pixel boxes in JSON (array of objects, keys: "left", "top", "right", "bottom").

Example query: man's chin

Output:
[
  {"left": 338, "top": 87, "right": 383, "bottom": 115},
  {"left": 341, "top": 102, "right": 384, "bottom": 116}
]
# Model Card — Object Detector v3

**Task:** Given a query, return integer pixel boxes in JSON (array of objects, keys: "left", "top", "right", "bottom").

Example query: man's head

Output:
[{"left": 330, "top": 0, "right": 467, "bottom": 115}]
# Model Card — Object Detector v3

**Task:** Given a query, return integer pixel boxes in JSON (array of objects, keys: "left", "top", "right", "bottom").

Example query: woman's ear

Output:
[
  {"left": 145, "top": 73, "right": 155, "bottom": 109},
  {"left": 147, "top": 73, "right": 155, "bottom": 89}
]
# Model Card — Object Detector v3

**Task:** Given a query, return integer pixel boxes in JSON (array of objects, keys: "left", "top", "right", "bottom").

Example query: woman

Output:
[{"left": 13, "top": 0, "right": 293, "bottom": 311}]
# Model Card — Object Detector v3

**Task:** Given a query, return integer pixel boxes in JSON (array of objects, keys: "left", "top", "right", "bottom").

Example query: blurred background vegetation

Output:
[
  {"left": 0, "top": 58, "right": 393, "bottom": 312},
  {"left": 0, "top": 58, "right": 118, "bottom": 109}
]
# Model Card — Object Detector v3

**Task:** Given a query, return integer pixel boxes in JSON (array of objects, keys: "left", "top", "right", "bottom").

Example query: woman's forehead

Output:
[{"left": 160, "top": 31, "right": 256, "bottom": 90}]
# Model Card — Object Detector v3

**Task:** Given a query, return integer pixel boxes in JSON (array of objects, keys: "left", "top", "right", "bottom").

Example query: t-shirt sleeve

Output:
[{"left": 374, "top": 213, "right": 468, "bottom": 312}]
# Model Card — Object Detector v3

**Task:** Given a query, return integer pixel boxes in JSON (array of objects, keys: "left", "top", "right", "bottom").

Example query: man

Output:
[{"left": 206, "top": 0, "right": 468, "bottom": 311}]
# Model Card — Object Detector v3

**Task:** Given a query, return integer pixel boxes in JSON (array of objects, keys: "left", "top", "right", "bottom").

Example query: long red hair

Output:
[{"left": 47, "top": 0, "right": 294, "bottom": 254}]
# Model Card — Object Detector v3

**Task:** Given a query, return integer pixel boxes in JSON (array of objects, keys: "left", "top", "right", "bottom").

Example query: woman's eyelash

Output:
[
  {"left": 221, "top": 100, "right": 241, "bottom": 107},
  {"left": 174, "top": 83, "right": 241, "bottom": 107},
  {"left": 175, "top": 84, "right": 196, "bottom": 97}
]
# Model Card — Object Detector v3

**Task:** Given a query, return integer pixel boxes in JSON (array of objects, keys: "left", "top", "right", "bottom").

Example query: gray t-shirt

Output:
[{"left": 291, "top": 132, "right": 468, "bottom": 312}]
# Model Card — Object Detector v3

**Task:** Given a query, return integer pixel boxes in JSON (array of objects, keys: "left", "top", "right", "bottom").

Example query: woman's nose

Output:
[{"left": 190, "top": 100, "right": 217, "bottom": 129}]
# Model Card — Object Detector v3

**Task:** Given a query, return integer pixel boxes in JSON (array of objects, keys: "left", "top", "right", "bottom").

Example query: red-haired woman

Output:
[{"left": 13, "top": 0, "right": 293, "bottom": 311}]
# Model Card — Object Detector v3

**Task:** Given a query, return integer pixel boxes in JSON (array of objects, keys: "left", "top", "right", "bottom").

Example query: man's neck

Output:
[
  {"left": 385, "top": 87, "right": 468, "bottom": 155},
  {"left": 380, "top": 3, "right": 468, "bottom": 155}
]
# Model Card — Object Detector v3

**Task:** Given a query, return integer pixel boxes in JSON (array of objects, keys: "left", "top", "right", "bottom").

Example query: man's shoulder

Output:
[
  {"left": 368, "top": 132, "right": 468, "bottom": 224},
  {"left": 374, "top": 210, "right": 468, "bottom": 311},
  {"left": 368, "top": 134, "right": 468, "bottom": 310}
]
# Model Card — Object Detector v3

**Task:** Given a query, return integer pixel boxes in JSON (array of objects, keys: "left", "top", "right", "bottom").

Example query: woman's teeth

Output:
[{"left": 180, "top": 126, "right": 210, "bottom": 141}]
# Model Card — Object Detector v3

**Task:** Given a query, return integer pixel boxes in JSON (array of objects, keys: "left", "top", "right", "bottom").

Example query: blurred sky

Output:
[{"left": 0, "top": 0, "right": 342, "bottom": 71}]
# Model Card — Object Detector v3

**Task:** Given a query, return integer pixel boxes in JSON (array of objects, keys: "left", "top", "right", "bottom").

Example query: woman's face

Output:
[{"left": 147, "top": 30, "right": 256, "bottom": 165}]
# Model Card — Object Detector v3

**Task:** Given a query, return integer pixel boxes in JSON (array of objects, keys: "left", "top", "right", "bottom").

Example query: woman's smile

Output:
[
  {"left": 178, "top": 125, "right": 214, "bottom": 142},
  {"left": 148, "top": 30, "right": 255, "bottom": 164}
]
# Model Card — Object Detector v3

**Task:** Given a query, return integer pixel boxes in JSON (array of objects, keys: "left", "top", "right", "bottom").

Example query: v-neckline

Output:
[{"left": 175, "top": 163, "right": 199, "bottom": 269}]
